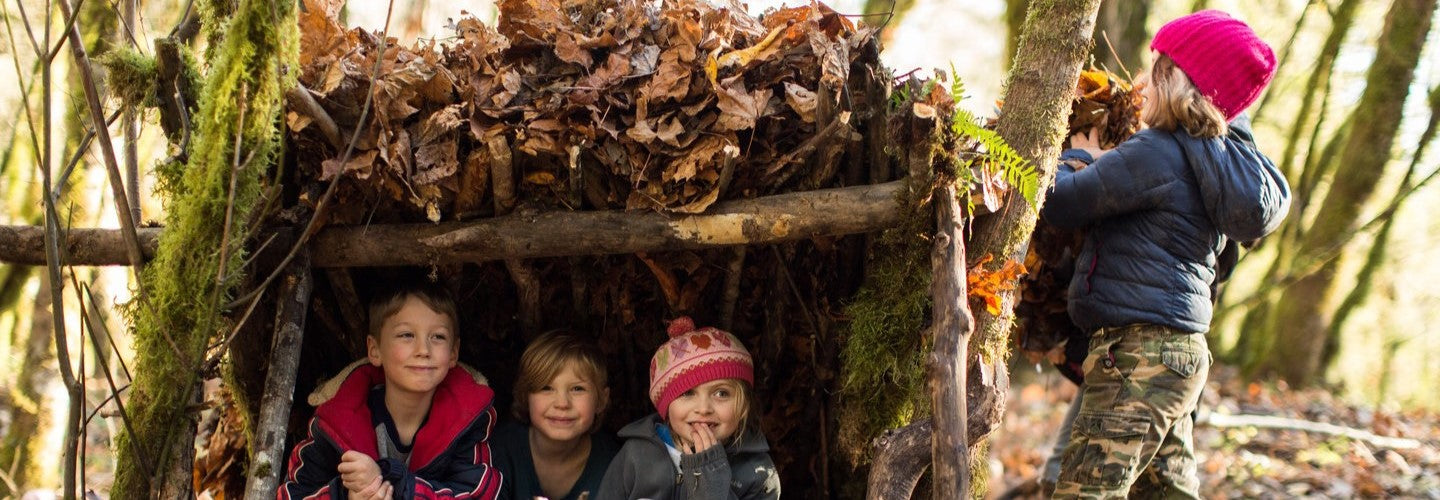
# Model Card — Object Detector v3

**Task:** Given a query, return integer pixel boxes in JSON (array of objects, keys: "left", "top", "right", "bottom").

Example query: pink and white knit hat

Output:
[{"left": 648, "top": 317, "right": 754, "bottom": 416}]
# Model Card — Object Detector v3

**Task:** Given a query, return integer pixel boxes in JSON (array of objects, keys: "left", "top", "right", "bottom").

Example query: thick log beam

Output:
[
  {"left": 317, "top": 181, "right": 910, "bottom": 267},
  {"left": 0, "top": 225, "right": 163, "bottom": 266},
  {"left": 243, "top": 250, "right": 314, "bottom": 500},
  {"left": 1, "top": 181, "right": 916, "bottom": 267}
]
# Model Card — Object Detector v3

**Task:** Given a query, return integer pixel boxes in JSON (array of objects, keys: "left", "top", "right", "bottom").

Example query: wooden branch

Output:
[
  {"left": 285, "top": 87, "right": 344, "bottom": 149},
  {"left": 0, "top": 225, "right": 162, "bottom": 266},
  {"left": 59, "top": 0, "right": 147, "bottom": 272},
  {"left": 314, "top": 180, "right": 912, "bottom": 266},
  {"left": 1201, "top": 412, "right": 1422, "bottom": 450},
  {"left": 242, "top": 250, "right": 314, "bottom": 500},
  {"left": 0, "top": 181, "right": 939, "bottom": 268},
  {"left": 866, "top": 419, "right": 933, "bottom": 500},
  {"left": 929, "top": 182, "right": 972, "bottom": 499}
]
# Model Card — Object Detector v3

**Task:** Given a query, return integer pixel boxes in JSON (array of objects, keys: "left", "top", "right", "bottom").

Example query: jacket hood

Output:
[
  {"left": 618, "top": 413, "right": 770, "bottom": 455},
  {"left": 1174, "top": 117, "right": 1291, "bottom": 242},
  {"left": 309, "top": 361, "right": 494, "bottom": 471}
]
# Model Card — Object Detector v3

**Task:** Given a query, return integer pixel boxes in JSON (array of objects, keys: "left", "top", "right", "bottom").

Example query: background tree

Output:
[
  {"left": 1092, "top": 0, "right": 1150, "bottom": 77},
  {"left": 1254, "top": 0, "right": 1436, "bottom": 386}
]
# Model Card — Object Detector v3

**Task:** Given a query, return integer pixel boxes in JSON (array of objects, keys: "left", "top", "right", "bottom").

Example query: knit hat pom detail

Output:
[
  {"left": 649, "top": 317, "right": 754, "bottom": 414},
  {"left": 667, "top": 316, "right": 696, "bottom": 338}
]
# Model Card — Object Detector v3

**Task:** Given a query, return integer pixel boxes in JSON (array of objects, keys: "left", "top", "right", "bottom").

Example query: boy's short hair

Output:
[
  {"left": 368, "top": 281, "right": 459, "bottom": 339},
  {"left": 1142, "top": 55, "right": 1229, "bottom": 139},
  {"left": 512, "top": 329, "right": 610, "bottom": 425}
]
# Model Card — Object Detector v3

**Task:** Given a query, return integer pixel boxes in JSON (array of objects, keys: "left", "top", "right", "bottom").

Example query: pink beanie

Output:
[
  {"left": 648, "top": 317, "right": 754, "bottom": 416},
  {"left": 1150, "top": 10, "right": 1277, "bottom": 121}
]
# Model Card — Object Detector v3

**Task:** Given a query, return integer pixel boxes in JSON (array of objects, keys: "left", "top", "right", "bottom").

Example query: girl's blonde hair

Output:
[
  {"left": 1141, "top": 54, "right": 1229, "bottom": 139},
  {"left": 729, "top": 381, "right": 757, "bottom": 448},
  {"left": 512, "top": 329, "right": 610, "bottom": 427}
]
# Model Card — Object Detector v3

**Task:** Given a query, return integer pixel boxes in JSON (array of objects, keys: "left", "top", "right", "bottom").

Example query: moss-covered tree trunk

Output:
[
  {"left": 1256, "top": 0, "right": 1435, "bottom": 386},
  {"left": 968, "top": 0, "right": 1103, "bottom": 488},
  {"left": 112, "top": 0, "right": 298, "bottom": 496},
  {"left": 1232, "top": 0, "right": 1360, "bottom": 373},
  {"left": 1003, "top": 0, "right": 1032, "bottom": 69},
  {"left": 1320, "top": 85, "right": 1440, "bottom": 372},
  {"left": 1092, "top": 0, "right": 1149, "bottom": 78}
]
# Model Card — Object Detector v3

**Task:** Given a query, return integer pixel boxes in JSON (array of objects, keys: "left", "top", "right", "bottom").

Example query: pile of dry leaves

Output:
[{"left": 287, "top": 0, "right": 872, "bottom": 224}]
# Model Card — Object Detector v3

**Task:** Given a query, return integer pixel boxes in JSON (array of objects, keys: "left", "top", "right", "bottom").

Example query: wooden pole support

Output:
[
  {"left": 865, "top": 419, "right": 933, "bottom": 500},
  {"left": 929, "top": 183, "right": 973, "bottom": 499},
  {"left": 242, "top": 249, "right": 314, "bottom": 500}
]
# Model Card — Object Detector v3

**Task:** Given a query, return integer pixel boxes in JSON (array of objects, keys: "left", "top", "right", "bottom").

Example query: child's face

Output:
[
  {"left": 666, "top": 378, "right": 744, "bottom": 447},
  {"left": 367, "top": 295, "right": 458, "bottom": 397},
  {"left": 527, "top": 362, "right": 608, "bottom": 444}
]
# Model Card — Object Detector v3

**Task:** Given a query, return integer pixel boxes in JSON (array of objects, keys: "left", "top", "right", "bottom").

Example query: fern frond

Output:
[{"left": 950, "top": 112, "right": 1040, "bottom": 208}]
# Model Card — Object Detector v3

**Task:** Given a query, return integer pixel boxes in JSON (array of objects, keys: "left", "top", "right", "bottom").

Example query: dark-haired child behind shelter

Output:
[
  {"left": 1041, "top": 9, "right": 1290, "bottom": 498},
  {"left": 594, "top": 317, "right": 779, "bottom": 500},
  {"left": 492, "top": 331, "right": 620, "bottom": 500},
  {"left": 279, "top": 283, "right": 503, "bottom": 500}
]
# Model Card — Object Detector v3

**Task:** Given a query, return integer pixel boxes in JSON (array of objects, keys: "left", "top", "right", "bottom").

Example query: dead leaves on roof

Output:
[{"left": 288, "top": 0, "right": 874, "bottom": 223}]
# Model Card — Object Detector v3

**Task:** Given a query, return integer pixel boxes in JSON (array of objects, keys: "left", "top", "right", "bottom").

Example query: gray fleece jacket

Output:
[{"left": 593, "top": 414, "right": 780, "bottom": 500}]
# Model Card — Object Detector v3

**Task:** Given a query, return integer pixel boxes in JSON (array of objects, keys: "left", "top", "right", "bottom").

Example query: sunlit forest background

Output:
[{"left": 1, "top": 0, "right": 1438, "bottom": 497}]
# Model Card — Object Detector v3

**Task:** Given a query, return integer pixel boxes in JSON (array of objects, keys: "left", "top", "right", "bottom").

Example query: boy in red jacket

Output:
[{"left": 279, "top": 283, "right": 502, "bottom": 500}]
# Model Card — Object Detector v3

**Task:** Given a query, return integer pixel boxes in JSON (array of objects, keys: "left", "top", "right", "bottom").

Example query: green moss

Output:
[
  {"left": 98, "top": 48, "right": 160, "bottom": 108},
  {"left": 836, "top": 191, "right": 933, "bottom": 465},
  {"left": 112, "top": 0, "right": 299, "bottom": 496}
]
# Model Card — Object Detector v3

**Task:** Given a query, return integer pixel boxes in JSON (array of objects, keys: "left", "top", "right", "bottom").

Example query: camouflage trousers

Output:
[{"left": 1052, "top": 324, "right": 1210, "bottom": 499}]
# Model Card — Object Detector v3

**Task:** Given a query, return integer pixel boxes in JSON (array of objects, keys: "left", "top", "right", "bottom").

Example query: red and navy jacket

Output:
[{"left": 278, "top": 362, "right": 503, "bottom": 500}]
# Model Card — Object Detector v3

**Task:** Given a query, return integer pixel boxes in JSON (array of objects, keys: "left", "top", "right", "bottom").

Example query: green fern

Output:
[{"left": 950, "top": 101, "right": 1039, "bottom": 207}]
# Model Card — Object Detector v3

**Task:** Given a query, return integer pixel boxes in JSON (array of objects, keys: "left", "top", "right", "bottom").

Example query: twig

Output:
[
  {"left": 216, "top": 83, "right": 250, "bottom": 286},
  {"left": 284, "top": 86, "right": 344, "bottom": 149},
  {"left": 46, "top": 0, "right": 90, "bottom": 64},
  {"left": 1098, "top": 30, "right": 1132, "bottom": 81},
  {"left": 1, "top": 0, "right": 46, "bottom": 177},
  {"left": 1201, "top": 412, "right": 1422, "bottom": 449},
  {"left": 58, "top": 0, "right": 148, "bottom": 274},
  {"left": 78, "top": 282, "right": 151, "bottom": 474},
  {"left": 82, "top": 384, "right": 131, "bottom": 427}
]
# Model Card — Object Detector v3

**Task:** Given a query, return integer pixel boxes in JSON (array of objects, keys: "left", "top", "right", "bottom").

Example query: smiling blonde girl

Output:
[{"left": 595, "top": 317, "right": 779, "bottom": 500}]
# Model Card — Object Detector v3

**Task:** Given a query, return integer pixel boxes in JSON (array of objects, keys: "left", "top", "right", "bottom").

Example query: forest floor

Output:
[{"left": 989, "top": 363, "right": 1440, "bottom": 499}]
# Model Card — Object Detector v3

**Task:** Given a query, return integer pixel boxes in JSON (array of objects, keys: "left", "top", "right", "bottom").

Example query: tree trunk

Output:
[
  {"left": 1092, "top": 0, "right": 1150, "bottom": 78},
  {"left": 111, "top": 0, "right": 299, "bottom": 496},
  {"left": 0, "top": 275, "right": 56, "bottom": 497},
  {"left": 1274, "top": 0, "right": 1359, "bottom": 183},
  {"left": 1003, "top": 0, "right": 1031, "bottom": 69},
  {"left": 1259, "top": 0, "right": 1436, "bottom": 386},
  {"left": 1251, "top": 1, "right": 1318, "bottom": 125},
  {"left": 1320, "top": 84, "right": 1440, "bottom": 372},
  {"left": 968, "top": 0, "right": 1104, "bottom": 490}
]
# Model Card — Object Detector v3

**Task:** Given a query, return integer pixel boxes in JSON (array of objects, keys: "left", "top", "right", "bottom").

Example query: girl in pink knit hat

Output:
[
  {"left": 1042, "top": 9, "right": 1291, "bottom": 499},
  {"left": 593, "top": 317, "right": 779, "bottom": 500}
]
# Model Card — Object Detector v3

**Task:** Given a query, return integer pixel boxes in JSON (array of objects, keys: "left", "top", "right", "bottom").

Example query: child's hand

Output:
[
  {"left": 1069, "top": 129, "right": 1111, "bottom": 162},
  {"left": 347, "top": 474, "right": 394, "bottom": 500},
  {"left": 338, "top": 451, "right": 382, "bottom": 492},
  {"left": 682, "top": 422, "right": 719, "bottom": 454}
]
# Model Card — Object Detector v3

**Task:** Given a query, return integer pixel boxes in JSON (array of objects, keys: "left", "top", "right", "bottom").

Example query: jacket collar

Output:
[
  {"left": 313, "top": 363, "right": 494, "bottom": 470},
  {"left": 618, "top": 413, "right": 770, "bottom": 455}
]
